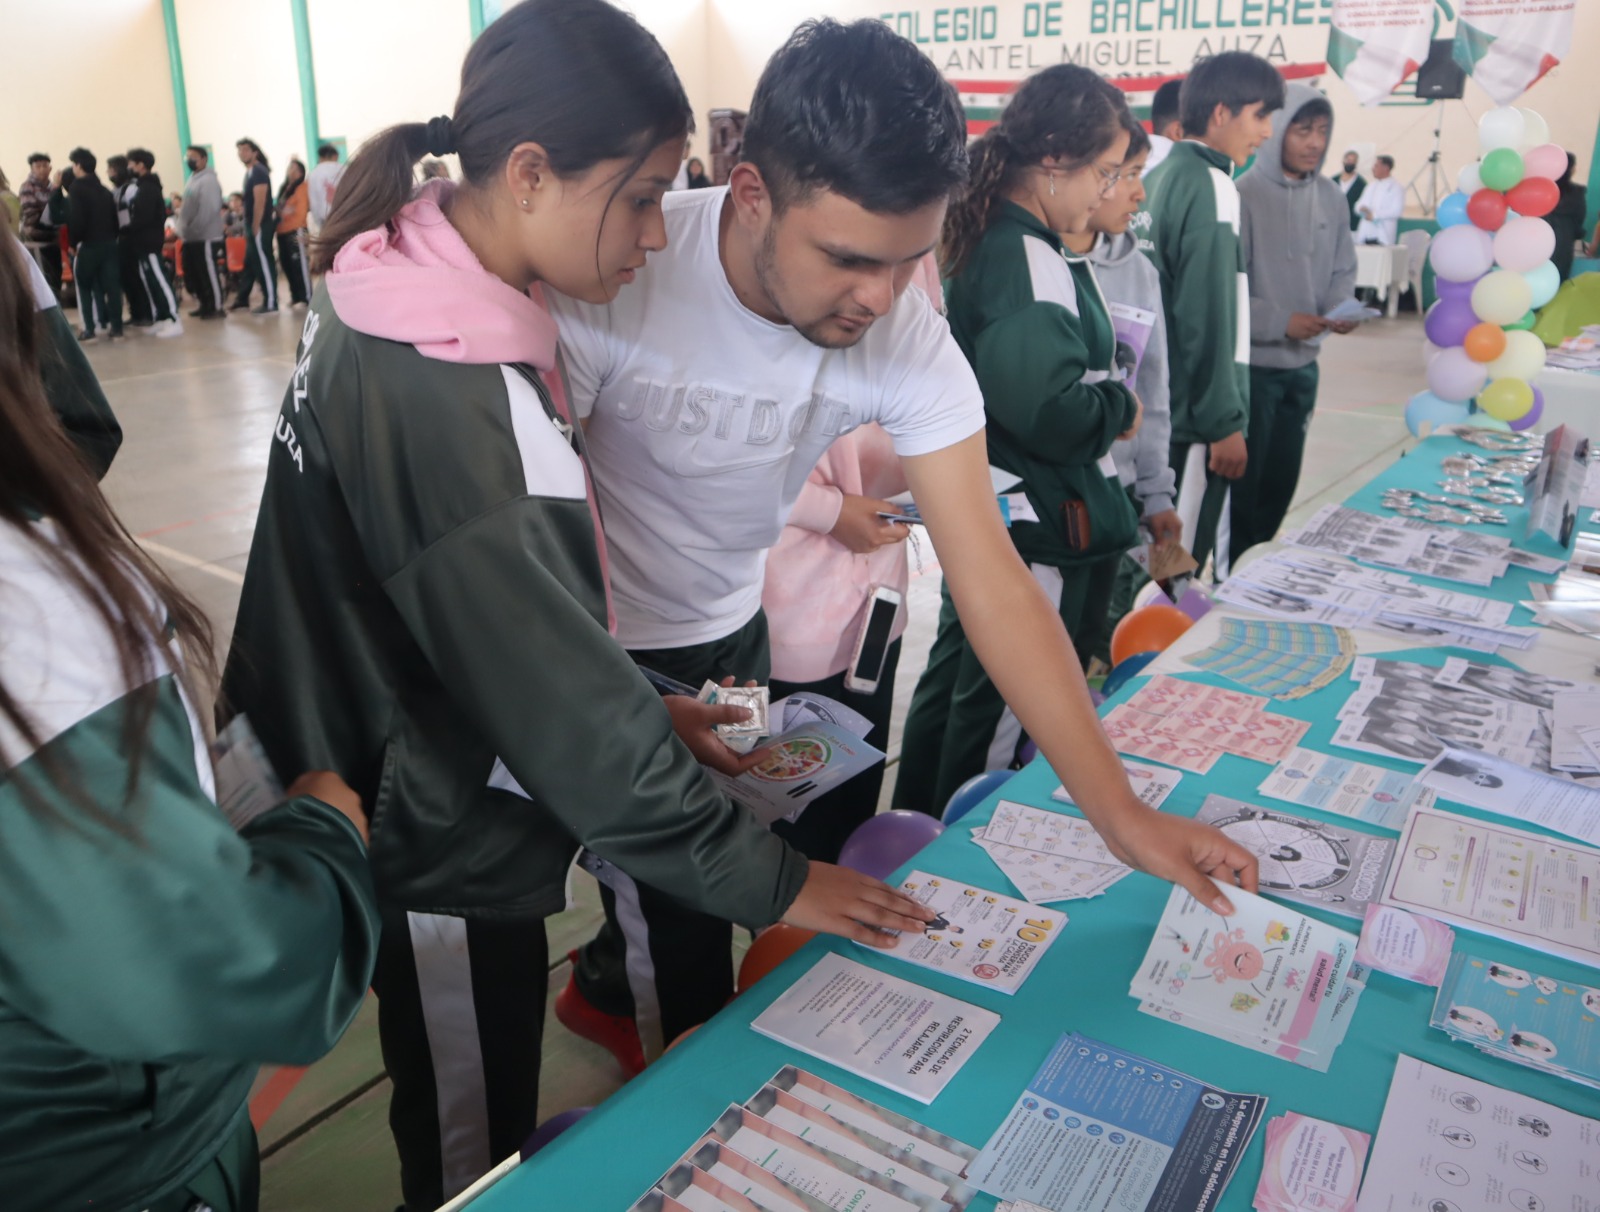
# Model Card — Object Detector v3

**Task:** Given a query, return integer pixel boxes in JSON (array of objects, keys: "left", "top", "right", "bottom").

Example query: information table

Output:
[{"left": 466, "top": 434, "right": 1598, "bottom": 1211}]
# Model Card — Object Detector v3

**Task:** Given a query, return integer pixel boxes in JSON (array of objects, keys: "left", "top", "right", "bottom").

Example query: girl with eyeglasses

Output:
[{"left": 897, "top": 64, "right": 1145, "bottom": 812}]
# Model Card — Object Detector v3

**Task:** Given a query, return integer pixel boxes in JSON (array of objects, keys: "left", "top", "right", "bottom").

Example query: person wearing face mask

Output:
[
  {"left": 898, "top": 64, "right": 1143, "bottom": 811},
  {"left": 178, "top": 145, "right": 226, "bottom": 319},
  {"left": 1231, "top": 86, "right": 1358, "bottom": 561},
  {"left": 1140, "top": 51, "right": 1285, "bottom": 578},
  {"left": 219, "top": 4, "right": 936, "bottom": 1205},
  {"left": 1333, "top": 149, "right": 1366, "bottom": 231},
  {"left": 126, "top": 149, "right": 183, "bottom": 336}
]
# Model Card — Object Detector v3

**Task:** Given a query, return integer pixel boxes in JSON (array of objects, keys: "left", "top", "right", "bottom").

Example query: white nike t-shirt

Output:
[{"left": 549, "top": 187, "right": 985, "bottom": 649}]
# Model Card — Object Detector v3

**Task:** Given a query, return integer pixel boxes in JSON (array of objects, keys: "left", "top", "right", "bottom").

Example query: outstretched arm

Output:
[{"left": 904, "top": 431, "right": 1258, "bottom": 912}]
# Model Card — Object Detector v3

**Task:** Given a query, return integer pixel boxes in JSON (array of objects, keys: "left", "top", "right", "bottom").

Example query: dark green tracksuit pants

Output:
[
  {"left": 894, "top": 559, "right": 1115, "bottom": 816},
  {"left": 573, "top": 611, "right": 772, "bottom": 1060},
  {"left": 1229, "top": 363, "right": 1320, "bottom": 563},
  {"left": 72, "top": 239, "right": 122, "bottom": 336}
]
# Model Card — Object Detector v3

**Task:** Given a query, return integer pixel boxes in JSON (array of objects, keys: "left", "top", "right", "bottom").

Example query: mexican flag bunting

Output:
[
  {"left": 1452, "top": 0, "right": 1575, "bottom": 106},
  {"left": 1326, "top": 0, "right": 1434, "bottom": 106}
]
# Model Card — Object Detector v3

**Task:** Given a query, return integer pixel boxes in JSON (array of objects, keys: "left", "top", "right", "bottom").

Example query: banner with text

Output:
[
  {"left": 1326, "top": 0, "right": 1434, "bottom": 106},
  {"left": 1452, "top": 0, "right": 1576, "bottom": 106}
]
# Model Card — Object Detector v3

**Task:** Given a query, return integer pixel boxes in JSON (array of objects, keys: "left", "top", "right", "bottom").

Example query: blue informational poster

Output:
[{"left": 971, "top": 1032, "right": 1267, "bottom": 1212}]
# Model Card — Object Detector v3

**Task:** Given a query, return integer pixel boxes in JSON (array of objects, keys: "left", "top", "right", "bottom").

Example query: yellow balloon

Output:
[
  {"left": 1485, "top": 329, "right": 1547, "bottom": 381},
  {"left": 1477, "top": 377, "right": 1534, "bottom": 421}
]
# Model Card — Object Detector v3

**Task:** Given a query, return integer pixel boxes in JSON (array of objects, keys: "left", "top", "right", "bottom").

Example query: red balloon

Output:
[
  {"left": 1505, "top": 176, "right": 1558, "bottom": 219},
  {"left": 1466, "top": 188, "right": 1508, "bottom": 231}
]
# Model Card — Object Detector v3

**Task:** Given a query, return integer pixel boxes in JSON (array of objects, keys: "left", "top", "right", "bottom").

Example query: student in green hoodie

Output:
[
  {"left": 1140, "top": 51, "right": 1283, "bottom": 576},
  {"left": 0, "top": 237, "right": 381, "bottom": 1212},
  {"left": 896, "top": 64, "right": 1141, "bottom": 812}
]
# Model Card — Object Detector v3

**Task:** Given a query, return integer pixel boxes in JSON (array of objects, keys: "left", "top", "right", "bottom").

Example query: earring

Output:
[
  {"left": 1048, "top": 172, "right": 1056, "bottom": 197},
  {"left": 520, "top": 198, "right": 530, "bottom": 208}
]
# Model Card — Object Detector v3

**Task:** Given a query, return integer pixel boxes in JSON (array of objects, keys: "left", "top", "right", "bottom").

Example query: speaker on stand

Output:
[{"left": 1407, "top": 39, "right": 1468, "bottom": 216}]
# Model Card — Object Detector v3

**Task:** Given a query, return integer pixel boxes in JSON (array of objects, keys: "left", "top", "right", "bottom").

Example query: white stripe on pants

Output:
[
  {"left": 141, "top": 252, "right": 178, "bottom": 321},
  {"left": 254, "top": 230, "right": 277, "bottom": 309},
  {"left": 407, "top": 911, "right": 492, "bottom": 1201},
  {"left": 204, "top": 238, "right": 223, "bottom": 309},
  {"left": 578, "top": 850, "right": 665, "bottom": 1061},
  {"left": 73, "top": 253, "right": 99, "bottom": 332}
]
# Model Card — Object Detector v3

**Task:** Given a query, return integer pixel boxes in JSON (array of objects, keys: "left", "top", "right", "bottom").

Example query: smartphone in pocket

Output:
[{"left": 843, "top": 586, "right": 903, "bottom": 694}]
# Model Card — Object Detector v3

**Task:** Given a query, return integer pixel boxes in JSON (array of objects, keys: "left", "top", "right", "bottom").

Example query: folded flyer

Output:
[{"left": 971, "top": 1032, "right": 1266, "bottom": 1212}]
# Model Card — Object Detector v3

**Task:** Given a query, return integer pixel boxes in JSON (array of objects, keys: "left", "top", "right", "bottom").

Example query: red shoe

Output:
[{"left": 554, "top": 961, "right": 646, "bottom": 1078}]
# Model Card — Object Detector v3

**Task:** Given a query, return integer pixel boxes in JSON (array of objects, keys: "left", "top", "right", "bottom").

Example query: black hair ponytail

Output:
[
  {"left": 940, "top": 64, "right": 1130, "bottom": 277},
  {"left": 313, "top": 0, "right": 692, "bottom": 273}
]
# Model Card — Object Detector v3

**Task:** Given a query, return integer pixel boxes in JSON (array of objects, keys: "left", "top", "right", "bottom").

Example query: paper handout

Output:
[{"left": 748, "top": 953, "right": 999, "bottom": 1104}]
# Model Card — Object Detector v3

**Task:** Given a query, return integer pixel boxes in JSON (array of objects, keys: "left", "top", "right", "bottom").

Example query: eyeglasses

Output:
[{"left": 1093, "top": 164, "right": 1123, "bottom": 196}]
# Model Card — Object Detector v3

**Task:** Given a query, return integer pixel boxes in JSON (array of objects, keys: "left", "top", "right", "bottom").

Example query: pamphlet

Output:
[
  {"left": 1381, "top": 806, "right": 1600, "bottom": 968},
  {"left": 1355, "top": 904, "right": 1454, "bottom": 985},
  {"left": 1256, "top": 748, "right": 1433, "bottom": 829},
  {"left": 749, "top": 953, "right": 1000, "bottom": 1104},
  {"left": 859, "top": 871, "right": 1065, "bottom": 996},
  {"left": 1254, "top": 1113, "right": 1369, "bottom": 1212},
  {"left": 1194, "top": 795, "right": 1397, "bottom": 920},
  {"left": 1356, "top": 1055, "right": 1600, "bottom": 1212},
  {"left": 970, "top": 1032, "right": 1266, "bottom": 1212},
  {"left": 1051, "top": 760, "right": 1181, "bottom": 811},
  {"left": 1416, "top": 747, "right": 1600, "bottom": 846},
  {"left": 714, "top": 721, "right": 885, "bottom": 826}
]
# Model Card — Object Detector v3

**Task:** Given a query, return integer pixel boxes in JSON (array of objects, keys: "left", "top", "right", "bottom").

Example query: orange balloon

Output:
[
  {"left": 1462, "top": 322, "right": 1508, "bottom": 364},
  {"left": 664, "top": 1024, "right": 701, "bottom": 1053},
  {"left": 736, "top": 924, "right": 816, "bottom": 993},
  {"left": 1110, "top": 604, "right": 1194, "bottom": 667}
]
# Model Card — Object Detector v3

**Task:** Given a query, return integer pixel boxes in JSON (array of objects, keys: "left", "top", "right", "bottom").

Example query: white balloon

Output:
[
  {"left": 1493, "top": 216, "right": 1557, "bottom": 273},
  {"left": 1479, "top": 106, "right": 1526, "bottom": 152},
  {"left": 1457, "top": 163, "right": 1483, "bottom": 196},
  {"left": 1517, "top": 108, "right": 1550, "bottom": 150},
  {"left": 1486, "top": 329, "right": 1547, "bottom": 381}
]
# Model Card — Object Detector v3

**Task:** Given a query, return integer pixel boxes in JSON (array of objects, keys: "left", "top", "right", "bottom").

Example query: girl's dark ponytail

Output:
[
  {"left": 940, "top": 64, "right": 1131, "bottom": 278},
  {"left": 312, "top": 0, "right": 692, "bottom": 274}
]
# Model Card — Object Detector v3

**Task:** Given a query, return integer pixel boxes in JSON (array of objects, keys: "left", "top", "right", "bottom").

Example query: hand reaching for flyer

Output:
[
  {"left": 1093, "top": 803, "right": 1259, "bottom": 915},
  {"left": 663, "top": 676, "right": 770, "bottom": 776}
]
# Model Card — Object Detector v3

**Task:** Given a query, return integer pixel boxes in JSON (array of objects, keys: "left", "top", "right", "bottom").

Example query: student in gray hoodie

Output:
[
  {"left": 1062, "top": 116, "right": 1180, "bottom": 659},
  {"left": 177, "top": 145, "right": 226, "bottom": 319},
  {"left": 1231, "top": 83, "right": 1358, "bottom": 560}
]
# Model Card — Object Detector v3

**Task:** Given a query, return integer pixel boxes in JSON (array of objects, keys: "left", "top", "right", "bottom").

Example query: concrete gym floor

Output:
[{"left": 83, "top": 294, "right": 1423, "bottom": 1209}]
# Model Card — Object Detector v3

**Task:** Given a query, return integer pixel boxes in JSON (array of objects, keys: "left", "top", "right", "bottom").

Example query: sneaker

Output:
[
  {"left": 107, "top": 330, "right": 125, "bottom": 341},
  {"left": 250, "top": 305, "right": 279, "bottom": 316},
  {"left": 154, "top": 319, "right": 184, "bottom": 338},
  {"left": 129, "top": 318, "right": 155, "bottom": 329},
  {"left": 199, "top": 309, "right": 226, "bottom": 321},
  {"left": 291, "top": 300, "right": 308, "bottom": 311},
  {"left": 553, "top": 962, "right": 645, "bottom": 1077},
  {"left": 228, "top": 299, "right": 250, "bottom": 312},
  {"left": 188, "top": 307, "right": 205, "bottom": 317},
  {"left": 77, "top": 330, "right": 97, "bottom": 343}
]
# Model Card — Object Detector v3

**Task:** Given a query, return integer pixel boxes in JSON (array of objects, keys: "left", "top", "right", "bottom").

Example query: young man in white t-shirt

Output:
[{"left": 549, "top": 18, "right": 1258, "bottom": 1072}]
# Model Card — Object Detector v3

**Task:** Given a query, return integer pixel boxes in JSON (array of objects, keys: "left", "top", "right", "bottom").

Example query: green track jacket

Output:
[
  {"left": 946, "top": 202, "right": 1138, "bottom": 566},
  {"left": 0, "top": 520, "right": 379, "bottom": 1212},
  {"left": 222, "top": 297, "right": 808, "bottom": 924},
  {"left": 1140, "top": 141, "right": 1252, "bottom": 446}
]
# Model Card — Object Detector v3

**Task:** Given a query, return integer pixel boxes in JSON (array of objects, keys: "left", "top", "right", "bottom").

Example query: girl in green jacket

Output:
[
  {"left": 898, "top": 65, "right": 1142, "bottom": 813},
  {"left": 0, "top": 237, "right": 380, "bottom": 1211}
]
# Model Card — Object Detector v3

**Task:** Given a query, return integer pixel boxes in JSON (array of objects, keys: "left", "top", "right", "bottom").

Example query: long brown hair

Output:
[
  {"left": 941, "top": 65, "right": 1130, "bottom": 277},
  {"left": 312, "top": 0, "right": 693, "bottom": 273},
  {"left": 0, "top": 236, "right": 216, "bottom": 826}
]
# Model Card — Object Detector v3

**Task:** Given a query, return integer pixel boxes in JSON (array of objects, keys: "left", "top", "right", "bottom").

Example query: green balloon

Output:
[
  {"left": 1480, "top": 147, "right": 1525, "bottom": 192},
  {"left": 1505, "top": 310, "right": 1536, "bottom": 331}
]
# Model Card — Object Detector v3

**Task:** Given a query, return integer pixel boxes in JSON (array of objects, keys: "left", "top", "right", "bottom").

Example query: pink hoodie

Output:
[{"left": 326, "top": 179, "right": 614, "bottom": 630}]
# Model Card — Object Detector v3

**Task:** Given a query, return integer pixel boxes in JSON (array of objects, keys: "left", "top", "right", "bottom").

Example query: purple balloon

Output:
[
  {"left": 1433, "top": 275, "right": 1478, "bottom": 301},
  {"left": 1424, "top": 298, "right": 1478, "bottom": 347},
  {"left": 1509, "top": 386, "right": 1545, "bottom": 432},
  {"left": 1017, "top": 738, "right": 1041, "bottom": 764},
  {"left": 839, "top": 810, "right": 945, "bottom": 880},
  {"left": 1176, "top": 586, "right": 1213, "bottom": 621},
  {"left": 522, "top": 1107, "right": 593, "bottom": 1159}
]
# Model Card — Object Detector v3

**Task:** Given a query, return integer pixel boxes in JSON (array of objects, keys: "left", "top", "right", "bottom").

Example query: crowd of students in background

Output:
[
  {"left": 6, "top": 1, "right": 1595, "bottom": 1209},
  {"left": 5, "top": 139, "right": 347, "bottom": 339}
]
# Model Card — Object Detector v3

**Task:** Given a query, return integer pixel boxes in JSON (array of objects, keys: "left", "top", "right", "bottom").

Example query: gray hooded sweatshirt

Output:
[
  {"left": 177, "top": 164, "right": 224, "bottom": 243},
  {"left": 1238, "top": 81, "right": 1358, "bottom": 371},
  {"left": 1090, "top": 231, "right": 1176, "bottom": 519}
]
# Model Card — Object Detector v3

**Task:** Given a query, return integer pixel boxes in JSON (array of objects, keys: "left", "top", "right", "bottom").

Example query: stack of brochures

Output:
[
  {"left": 629, "top": 1064, "right": 978, "bottom": 1212},
  {"left": 971, "top": 1032, "right": 1265, "bottom": 1212},
  {"left": 1431, "top": 952, "right": 1600, "bottom": 1091},
  {"left": 1130, "top": 881, "right": 1368, "bottom": 1072}
]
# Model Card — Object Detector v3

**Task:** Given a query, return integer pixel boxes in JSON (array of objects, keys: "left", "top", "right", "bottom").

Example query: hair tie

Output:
[{"left": 424, "top": 115, "right": 455, "bottom": 158}]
